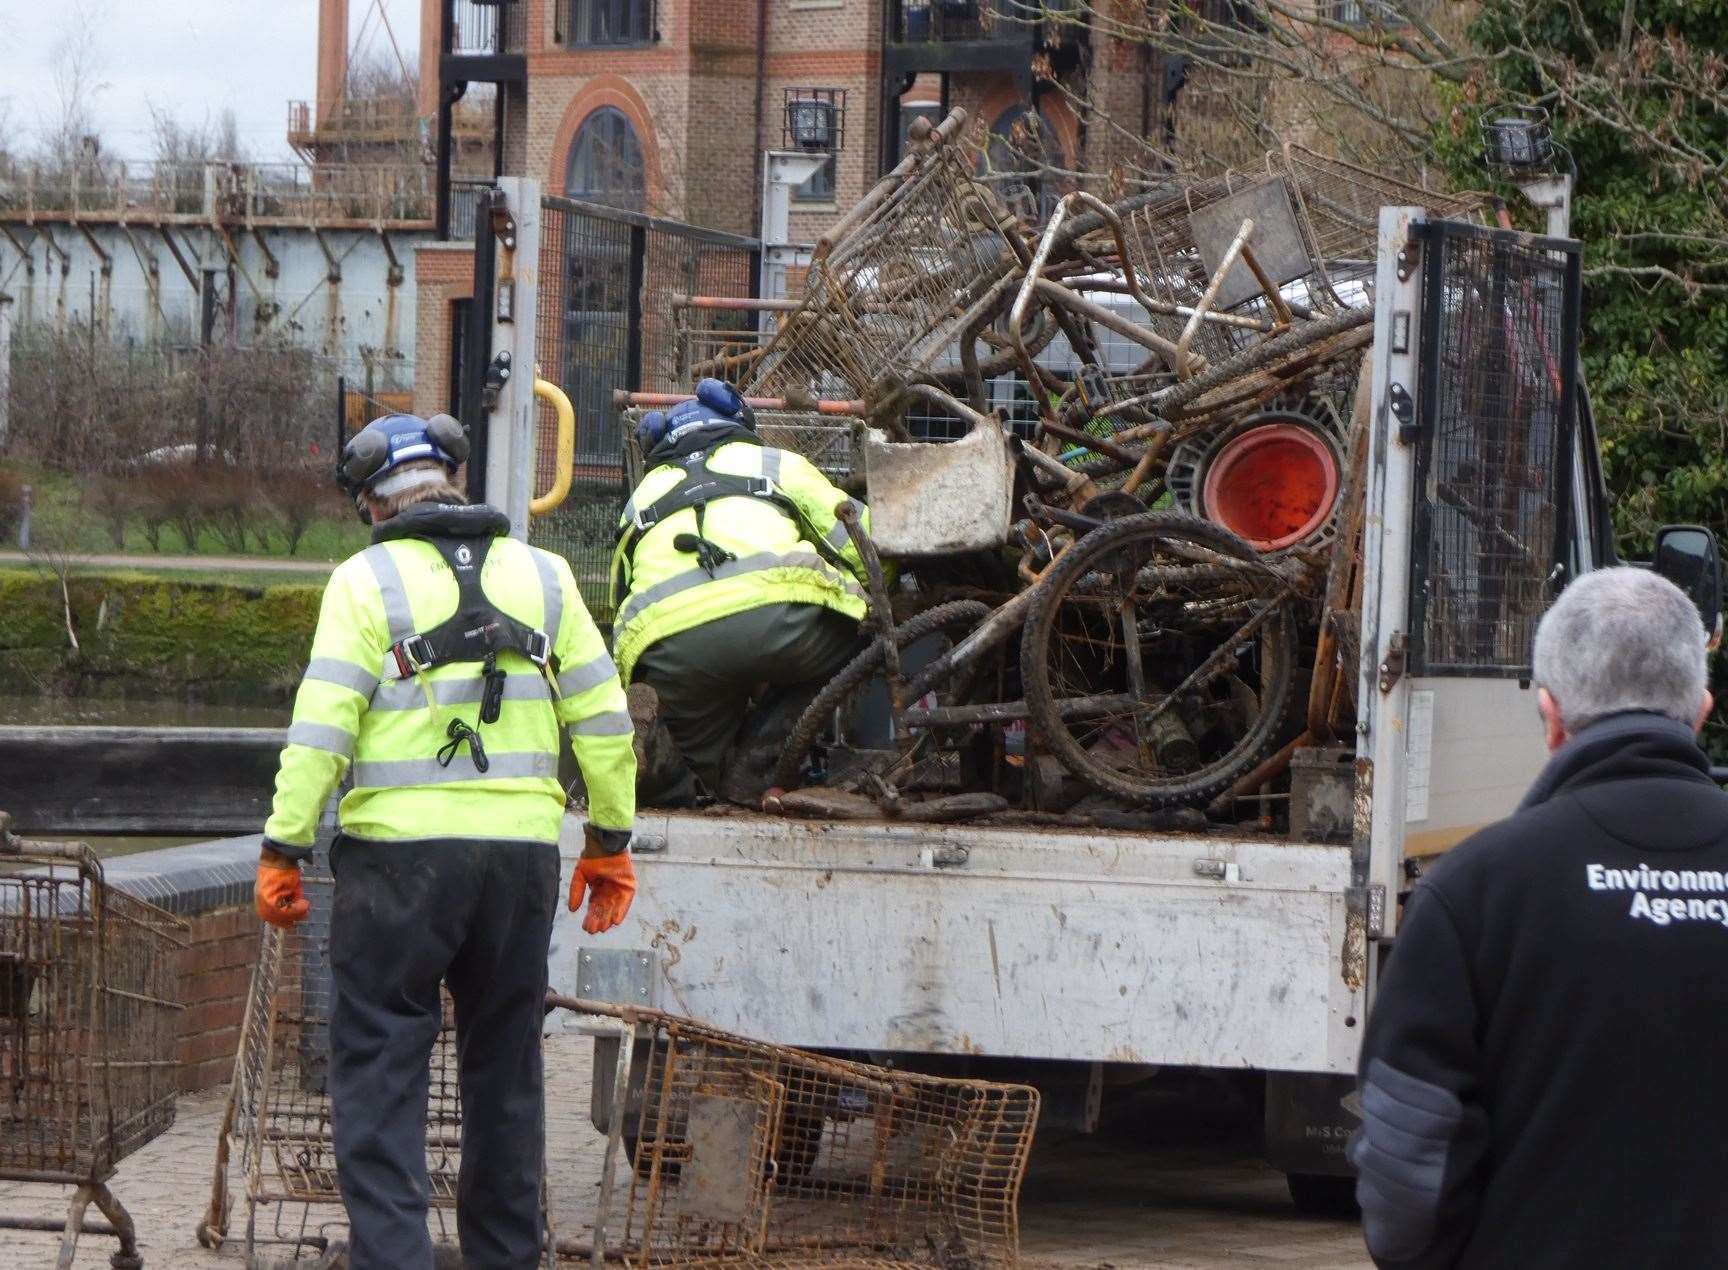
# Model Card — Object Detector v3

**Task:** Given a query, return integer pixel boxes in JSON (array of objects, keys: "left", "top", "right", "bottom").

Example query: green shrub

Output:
[{"left": 0, "top": 568, "right": 324, "bottom": 697}]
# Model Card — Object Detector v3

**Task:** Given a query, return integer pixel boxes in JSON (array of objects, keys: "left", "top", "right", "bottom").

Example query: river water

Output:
[{"left": 1, "top": 695, "right": 289, "bottom": 856}]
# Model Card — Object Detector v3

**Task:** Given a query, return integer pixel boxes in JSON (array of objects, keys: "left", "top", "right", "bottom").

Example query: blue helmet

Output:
[
  {"left": 338, "top": 413, "right": 469, "bottom": 498},
  {"left": 634, "top": 379, "right": 753, "bottom": 455}
]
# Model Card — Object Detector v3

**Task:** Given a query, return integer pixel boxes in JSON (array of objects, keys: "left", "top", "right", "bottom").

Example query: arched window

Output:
[
  {"left": 564, "top": 107, "right": 646, "bottom": 211},
  {"left": 981, "top": 104, "right": 1063, "bottom": 218}
]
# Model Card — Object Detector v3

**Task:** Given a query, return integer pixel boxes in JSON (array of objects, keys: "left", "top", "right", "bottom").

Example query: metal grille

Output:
[
  {"left": 1411, "top": 219, "right": 1581, "bottom": 676},
  {"left": 0, "top": 837, "right": 187, "bottom": 1183},
  {"left": 213, "top": 852, "right": 464, "bottom": 1260},
  {"left": 534, "top": 195, "right": 758, "bottom": 624},
  {"left": 569, "top": 1002, "right": 1039, "bottom": 1267}
]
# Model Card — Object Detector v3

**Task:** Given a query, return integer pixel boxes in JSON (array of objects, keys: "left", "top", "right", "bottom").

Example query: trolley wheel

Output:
[{"left": 1020, "top": 511, "right": 1298, "bottom": 808}]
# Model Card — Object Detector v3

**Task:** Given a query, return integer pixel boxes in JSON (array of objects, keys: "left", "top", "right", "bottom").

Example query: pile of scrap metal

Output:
[{"left": 629, "top": 109, "right": 1492, "bottom": 831}]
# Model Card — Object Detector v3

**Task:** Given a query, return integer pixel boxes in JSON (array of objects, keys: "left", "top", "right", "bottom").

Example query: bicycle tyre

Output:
[
  {"left": 773, "top": 600, "right": 992, "bottom": 790},
  {"left": 1020, "top": 511, "right": 1297, "bottom": 808}
]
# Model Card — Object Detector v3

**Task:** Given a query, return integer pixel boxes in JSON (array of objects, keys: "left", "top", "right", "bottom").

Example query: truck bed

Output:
[{"left": 550, "top": 813, "right": 1364, "bottom": 1074}]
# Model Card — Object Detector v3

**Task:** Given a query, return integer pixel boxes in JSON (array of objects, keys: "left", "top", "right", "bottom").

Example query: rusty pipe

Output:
[
  {"left": 1176, "top": 217, "right": 1254, "bottom": 380},
  {"left": 613, "top": 389, "right": 865, "bottom": 416},
  {"left": 1009, "top": 195, "right": 1073, "bottom": 383},
  {"left": 813, "top": 108, "right": 969, "bottom": 261},
  {"left": 671, "top": 293, "right": 801, "bottom": 312}
]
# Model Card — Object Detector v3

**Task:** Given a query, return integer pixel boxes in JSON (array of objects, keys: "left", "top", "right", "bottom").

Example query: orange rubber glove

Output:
[
  {"left": 255, "top": 860, "right": 310, "bottom": 929},
  {"left": 569, "top": 830, "right": 637, "bottom": 935}
]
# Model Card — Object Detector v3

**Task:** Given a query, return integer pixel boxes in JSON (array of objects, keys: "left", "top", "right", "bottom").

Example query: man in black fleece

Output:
[{"left": 1350, "top": 566, "right": 1726, "bottom": 1269}]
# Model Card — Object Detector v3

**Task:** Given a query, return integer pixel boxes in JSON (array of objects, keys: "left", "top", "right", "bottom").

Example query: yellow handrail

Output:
[{"left": 530, "top": 376, "right": 575, "bottom": 515}]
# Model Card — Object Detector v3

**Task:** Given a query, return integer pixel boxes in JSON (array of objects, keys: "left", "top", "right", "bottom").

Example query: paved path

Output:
[
  {"left": 0, "top": 551, "right": 335, "bottom": 574},
  {"left": 0, "top": 1035, "right": 1367, "bottom": 1268}
]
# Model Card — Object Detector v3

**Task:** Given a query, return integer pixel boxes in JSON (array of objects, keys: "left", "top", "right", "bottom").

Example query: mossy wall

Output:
[{"left": 0, "top": 569, "right": 323, "bottom": 703}]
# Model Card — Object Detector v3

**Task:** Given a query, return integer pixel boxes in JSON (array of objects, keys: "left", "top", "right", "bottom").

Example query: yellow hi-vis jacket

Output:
[
  {"left": 264, "top": 522, "right": 635, "bottom": 852},
  {"left": 609, "top": 438, "right": 870, "bottom": 684}
]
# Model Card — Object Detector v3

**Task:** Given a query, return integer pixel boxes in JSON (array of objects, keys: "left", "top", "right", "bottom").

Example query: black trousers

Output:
[
  {"left": 633, "top": 601, "right": 861, "bottom": 797},
  {"left": 328, "top": 835, "right": 560, "bottom": 1270}
]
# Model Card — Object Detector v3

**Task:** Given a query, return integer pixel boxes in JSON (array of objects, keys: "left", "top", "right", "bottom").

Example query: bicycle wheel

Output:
[
  {"left": 1021, "top": 512, "right": 1299, "bottom": 808},
  {"left": 773, "top": 600, "right": 992, "bottom": 790}
]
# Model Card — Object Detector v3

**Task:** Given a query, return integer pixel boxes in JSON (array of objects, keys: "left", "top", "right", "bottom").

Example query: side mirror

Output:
[{"left": 1653, "top": 524, "right": 1724, "bottom": 641}]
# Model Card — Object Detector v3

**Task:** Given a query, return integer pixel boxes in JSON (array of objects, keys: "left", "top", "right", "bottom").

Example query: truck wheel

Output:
[{"left": 1286, "top": 1171, "right": 1360, "bottom": 1219}]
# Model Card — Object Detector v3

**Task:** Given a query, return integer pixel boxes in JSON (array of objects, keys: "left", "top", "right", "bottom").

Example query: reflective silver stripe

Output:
[
  {"left": 616, "top": 551, "right": 862, "bottom": 631},
  {"left": 824, "top": 520, "right": 852, "bottom": 552},
  {"left": 760, "top": 448, "right": 782, "bottom": 484},
  {"left": 570, "top": 709, "right": 632, "bottom": 737},
  {"left": 558, "top": 653, "right": 619, "bottom": 698},
  {"left": 303, "top": 657, "right": 379, "bottom": 697},
  {"left": 371, "top": 678, "right": 426, "bottom": 711},
  {"left": 531, "top": 548, "right": 564, "bottom": 645},
  {"left": 368, "top": 672, "right": 551, "bottom": 711},
  {"left": 286, "top": 721, "right": 356, "bottom": 758},
  {"left": 620, "top": 492, "right": 641, "bottom": 527},
  {"left": 361, "top": 545, "right": 414, "bottom": 643},
  {"left": 351, "top": 751, "right": 558, "bottom": 788}
]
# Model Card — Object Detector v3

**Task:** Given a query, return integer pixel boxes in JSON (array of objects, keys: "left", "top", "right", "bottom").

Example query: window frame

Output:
[
  {"left": 559, "top": 0, "right": 657, "bottom": 48},
  {"left": 564, "top": 106, "right": 648, "bottom": 213}
]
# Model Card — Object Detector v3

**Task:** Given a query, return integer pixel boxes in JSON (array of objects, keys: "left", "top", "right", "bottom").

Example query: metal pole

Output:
[
  {"left": 0, "top": 294, "right": 12, "bottom": 449},
  {"left": 434, "top": 0, "right": 455, "bottom": 240},
  {"left": 195, "top": 268, "right": 218, "bottom": 463},
  {"left": 461, "top": 190, "right": 500, "bottom": 503},
  {"left": 335, "top": 373, "right": 347, "bottom": 457},
  {"left": 483, "top": 176, "right": 541, "bottom": 540}
]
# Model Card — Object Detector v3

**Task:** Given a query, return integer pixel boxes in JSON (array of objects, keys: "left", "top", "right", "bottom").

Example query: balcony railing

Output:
[
  {"left": 892, "top": 0, "right": 1038, "bottom": 43},
  {"left": 0, "top": 160, "right": 437, "bottom": 225},
  {"left": 451, "top": 0, "right": 528, "bottom": 57},
  {"left": 288, "top": 97, "right": 491, "bottom": 148}
]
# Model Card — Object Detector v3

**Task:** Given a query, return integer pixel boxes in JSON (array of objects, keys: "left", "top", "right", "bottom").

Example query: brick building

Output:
[{"left": 331, "top": 0, "right": 1191, "bottom": 416}]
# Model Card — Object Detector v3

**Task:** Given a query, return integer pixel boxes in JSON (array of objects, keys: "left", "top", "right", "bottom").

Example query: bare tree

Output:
[{"left": 39, "top": 0, "right": 111, "bottom": 171}]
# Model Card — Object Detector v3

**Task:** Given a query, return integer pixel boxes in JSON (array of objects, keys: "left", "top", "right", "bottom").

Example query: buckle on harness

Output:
[
  {"left": 526, "top": 630, "right": 551, "bottom": 667},
  {"left": 393, "top": 634, "right": 436, "bottom": 678}
]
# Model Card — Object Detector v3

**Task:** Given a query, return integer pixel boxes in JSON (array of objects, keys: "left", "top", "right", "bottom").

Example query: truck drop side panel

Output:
[{"left": 552, "top": 817, "right": 1360, "bottom": 1073}]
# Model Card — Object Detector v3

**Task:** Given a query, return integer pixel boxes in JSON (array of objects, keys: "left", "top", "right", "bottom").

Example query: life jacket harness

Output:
[
  {"left": 383, "top": 534, "right": 561, "bottom": 773},
  {"left": 613, "top": 444, "right": 849, "bottom": 598}
]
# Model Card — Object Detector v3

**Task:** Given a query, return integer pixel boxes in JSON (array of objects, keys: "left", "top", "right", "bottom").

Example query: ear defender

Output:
[{"left": 425, "top": 413, "right": 471, "bottom": 466}]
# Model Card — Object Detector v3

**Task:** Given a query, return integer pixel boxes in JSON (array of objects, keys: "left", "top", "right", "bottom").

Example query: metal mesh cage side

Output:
[
  {"left": 1409, "top": 219, "right": 1582, "bottom": 676},
  {"left": 742, "top": 145, "right": 1020, "bottom": 401},
  {"left": 91, "top": 884, "right": 190, "bottom": 1165},
  {"left": 233, "top": 870, "right": 464, "bottom": 1210},
  {"left": 0, "top": 851, "right": 187, "bottom": 1184},
  {"left": 603, "top": 1010, "right": 1039, "bottom": 1268}
]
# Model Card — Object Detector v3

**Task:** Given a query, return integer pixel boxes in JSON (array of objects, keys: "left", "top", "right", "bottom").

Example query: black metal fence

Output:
[
  {"left": 1409, "top": 219, "right": 1582, "bottom": 677},
  {"left": 532, "top": 195, "right": 759, "bottom": 621}
]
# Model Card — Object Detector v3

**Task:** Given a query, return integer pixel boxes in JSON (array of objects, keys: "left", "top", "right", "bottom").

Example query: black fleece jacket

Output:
[{"left": 1350, "top": 712, "right": 1728, "bottom": 1270}]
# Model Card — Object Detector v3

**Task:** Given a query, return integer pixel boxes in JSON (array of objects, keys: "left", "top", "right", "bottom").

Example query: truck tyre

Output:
[{"left": 1286, "top": 1171, "right": 1360, "bottom": 1219}]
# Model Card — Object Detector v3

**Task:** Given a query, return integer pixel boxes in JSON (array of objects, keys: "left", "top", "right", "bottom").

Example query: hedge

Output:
[{"left": 0, "top": 569, "right": 324, "bottom": 702}]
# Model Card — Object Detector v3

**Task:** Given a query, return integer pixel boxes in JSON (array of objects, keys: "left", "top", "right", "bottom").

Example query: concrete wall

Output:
[{"left": 0, "top": 221, "right": 432, "bottom": 390}]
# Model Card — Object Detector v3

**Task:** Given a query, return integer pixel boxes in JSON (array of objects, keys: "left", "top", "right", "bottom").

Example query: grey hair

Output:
[{"left": 1532, "top": 566, "right": 1708, "bottom": 731}]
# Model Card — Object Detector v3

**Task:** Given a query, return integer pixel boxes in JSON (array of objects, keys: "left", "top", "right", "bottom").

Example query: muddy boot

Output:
[{"left": 629, "top": 683, "right": 700, "bottom": 807}]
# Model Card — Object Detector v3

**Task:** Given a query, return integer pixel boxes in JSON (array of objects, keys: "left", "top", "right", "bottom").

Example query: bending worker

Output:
[
  {"left": 612, "top": 378, "right": 869, "bottom": 804},
  {"left": 255, "top": 413, "right": 637, "bottom": 1270}
]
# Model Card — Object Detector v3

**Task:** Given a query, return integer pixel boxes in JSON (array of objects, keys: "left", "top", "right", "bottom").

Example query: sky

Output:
[{"left": 0, "top": 0, "right": 420, "bottom": 165}]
